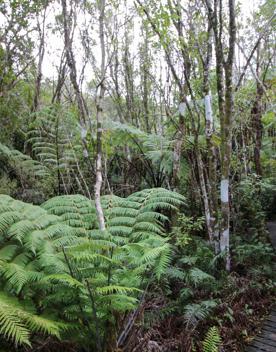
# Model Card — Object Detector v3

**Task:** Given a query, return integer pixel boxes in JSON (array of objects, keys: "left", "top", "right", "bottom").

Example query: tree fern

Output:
[
  {"left": 0, "top": 143, "right": 49, "bottom": 179},
  {"left": 27, "top": 106, "right": 85, "bottom": 194},
  {"left": 0, "top": 188, "right": 184, "bottom": 349},
  {"left": 0, "top": 195, "right": 79, "bottom": 294},
  {"left": 42, "top": 194, "right": 96, "bottom": 232},
  {"left": 106, "top": 121, "right": 175, "bottom": 187},
  {"left": 0, "top": 143, "right": 50, "bottom": 199}
]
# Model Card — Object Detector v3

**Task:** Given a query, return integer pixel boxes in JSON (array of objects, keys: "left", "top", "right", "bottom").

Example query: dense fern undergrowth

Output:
[
  {"left": 0, "top": 104, "right": 275, "bottom": 352},
  {"left": 0, "top": 185, "right": 275, "bottom": 352},
  {"left": 0, "top": 189, "right": 187, "bottom": 351}
]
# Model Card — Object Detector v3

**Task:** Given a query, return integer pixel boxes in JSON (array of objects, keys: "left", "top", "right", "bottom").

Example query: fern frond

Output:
[
  {"left": 187, "top": 268, "right": 215, "bottom": 287},
  {"left": 0, "top": 292, "right": 66, "bottom": 346},
  {"left": 0, "top": 143, "right": 49, "bottom": 181},
  {"left": 202, "top": 326, "right": 221, "bottom": 352},
  {"left": 184, "top": 300, "right": 217, "bottom": 328},
  {"left": 0, "top": 188, "right": 184, "bottom": 348},
  {"left": 96, "top": 285, "right": 142, "bottom": 295}
]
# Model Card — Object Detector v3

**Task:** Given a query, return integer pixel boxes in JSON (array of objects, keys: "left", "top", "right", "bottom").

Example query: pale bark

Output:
[
  {"left": 220, "top": 0, "right": 236, "bottom": 271},
  {"left": 202, "top": 26, "right": 219, "bottom": 251},
  {"left": 94, "top": 0, "right": 106, "bottom": 232},
  {"left": 205, "top": 0, "right": 236, "bottom": 270},
  {"left": 197, "top": 152, "right": 213, "bottom": 242},
  {"left": 141, "top": 23, "right": 150, "bottom": 133}
]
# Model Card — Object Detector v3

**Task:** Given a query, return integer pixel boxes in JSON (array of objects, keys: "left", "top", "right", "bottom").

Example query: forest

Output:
[{"left": 0, "top": 0, "right": 275, "bottom": 351}]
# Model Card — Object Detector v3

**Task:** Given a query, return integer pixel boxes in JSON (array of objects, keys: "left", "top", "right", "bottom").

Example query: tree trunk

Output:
[
  {"left": 172, "top": 106, "right": 185, "bottom": 191},
  {"left": 251, "top": 47, "right": 264, "bottom": 176},
  {"left": 95, "top": 0, "right": 106, "bottom": 232},
  {"left": 61, "top": 0, "right": 92, "bottom": 165},
  {"left": 202, "top": 26, "right": 219, "bottom": 252},
  {"left": 141, "top": 22, "right": 150, "bottom": 133},
  {"left": 196, "top": 151, "right": 214, "bottom": 242},
  {"left": 205, "top": 0, "right": 236, "bottom": 270},
  {"left": 31, "top": 4, "right": 47, "bottom": 113},
  {"left": 220, "top": 0, "right": 236, "bottom": 271}
]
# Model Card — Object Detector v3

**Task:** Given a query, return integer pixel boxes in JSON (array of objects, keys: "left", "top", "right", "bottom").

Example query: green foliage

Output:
[
  {"left": 0, "top": 188, "right": 184, "bottom": 349},
  {"left": 0, "top": 291, "right": 66, "bottom": 347},
  {"left": 0, "top": 142, "right": 49, "bottom": 181},
  {"left": 172, "top": 214, "right": 205, "bottom": 249},
  {"left": 0, "top": 142, "right": 54, "bottom": 202},
  {"left": 0, "top": 175, "right": 17, "bottom": 195},
  {"left": 42, "top": 194, "right": 96, "bottom": 232},
  {"left": 234, "top": 241, "right": 274, "bottom": 267},
  {"left": 0, "top": 81, "right": 32, "bottom": 145},
  {"left": 186, "top": 268, "right": 215, "bottom": 288},
  {"left": 27, "top": 106, "right": 84, "bottom": 194},
  {"left": 202, "top": 326, "right": 221, "bottom": 352},
  {"left": 184, "top": 300, "right": 218, "bottom": 328},
  {"left": 107, "top": 121, "right": 176, "bottom": 187},
  {"left": 0, "top": 0, "right": 275, "bottom": 351},
  {"left": 232, "top": 176, "right": 267, "bottom": 236}
]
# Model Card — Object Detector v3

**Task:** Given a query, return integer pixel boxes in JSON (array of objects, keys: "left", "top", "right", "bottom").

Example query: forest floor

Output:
[{"left": 129, "top": 221, "right": 276, "bottom": 352}]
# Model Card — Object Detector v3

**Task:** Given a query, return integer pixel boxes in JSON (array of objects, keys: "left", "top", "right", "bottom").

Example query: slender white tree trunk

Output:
[{"left": 94, "top": 0, "right": 106, "bottom": 231}]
